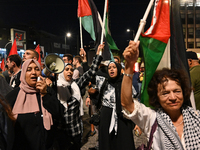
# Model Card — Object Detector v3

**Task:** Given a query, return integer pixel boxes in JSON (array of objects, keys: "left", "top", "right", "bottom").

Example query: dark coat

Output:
[{"left": 5, "top": 87, "right": 65, "bottom": 150}]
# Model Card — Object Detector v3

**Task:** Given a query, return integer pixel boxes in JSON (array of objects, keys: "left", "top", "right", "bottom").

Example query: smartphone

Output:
[{"left": 37, "top": 77, "right": 41, "bottom": 81}]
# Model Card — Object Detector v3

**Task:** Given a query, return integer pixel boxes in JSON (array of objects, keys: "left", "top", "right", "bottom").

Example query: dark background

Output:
[{"left": 0, "top": 0, "right": 151, "bottom": 52}]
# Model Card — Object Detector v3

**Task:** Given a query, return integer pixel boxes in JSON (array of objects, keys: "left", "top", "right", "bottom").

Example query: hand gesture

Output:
[
  {"left": 80, "top": 48, "right": 87, "bottom": 62},
  {"left": 36, "top": 75, "right": 47, "bottom": 97},
  {"left": 123, "top": 41, "right": 140, "bottom": 67},
  {"left": 96, "top": 43, "right": 105, "bottom": 55}
]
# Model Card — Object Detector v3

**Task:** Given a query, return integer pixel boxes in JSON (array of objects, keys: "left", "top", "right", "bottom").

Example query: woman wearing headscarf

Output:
[
  {"left": 5, "top": 59, "right": 65, "bottom": 150},
  {"left": 95, "top": 61, "right": 137, "bottom": 150},
  {"left": 55, "top": 44, "right": 104, "bottom": 150}
]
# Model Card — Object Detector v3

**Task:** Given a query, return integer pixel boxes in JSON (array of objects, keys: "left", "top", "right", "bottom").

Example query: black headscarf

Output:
[{"left": 107, "top": 61, "right": 123, "bottom": 115}]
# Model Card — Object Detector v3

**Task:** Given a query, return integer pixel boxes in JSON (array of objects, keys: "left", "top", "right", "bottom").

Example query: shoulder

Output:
[{"left": 5, "top": 87, "right": 20, "bottom": 108}]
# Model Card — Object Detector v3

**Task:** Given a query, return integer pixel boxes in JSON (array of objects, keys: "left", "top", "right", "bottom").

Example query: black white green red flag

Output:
[
  {"left": 140, "top": 0, "right": 171, "bottom": 106},
  {"left": 78, "top": 0, "right": 116, "bottom": 60}
]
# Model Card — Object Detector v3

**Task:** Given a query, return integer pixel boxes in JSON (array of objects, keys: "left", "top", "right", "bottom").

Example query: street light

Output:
[{"left": 65, "top": 32, "right": 71, "bottom": 53}]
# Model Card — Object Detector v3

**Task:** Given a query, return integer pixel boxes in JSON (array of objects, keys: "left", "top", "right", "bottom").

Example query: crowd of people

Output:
[{"left": 0, "top": 41, "right": 200, "bottom": 150}]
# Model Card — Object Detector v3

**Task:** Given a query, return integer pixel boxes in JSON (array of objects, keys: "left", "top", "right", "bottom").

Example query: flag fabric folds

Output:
[
  {"left": 35, "top": 44, "right": 41, "bottom": 65},
  {"left": 140, "top": 0, "right": 171, "bottom": 106},
  {"left": 170, "top": 0, "right": 189, "bottom": 74},
  {"left": 78, "top": 0, "right": 96, "bottom": 41},
  {"left": 78, "top": 0, "right": 117, "bottom": 60},
  {"left": 104, "top": 0, "right": 118, "bottom": 50}
]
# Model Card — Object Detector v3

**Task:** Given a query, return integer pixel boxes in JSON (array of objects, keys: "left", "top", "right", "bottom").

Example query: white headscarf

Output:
[{"left": 57, "top": 64, "right": 81, "bottom": 110}]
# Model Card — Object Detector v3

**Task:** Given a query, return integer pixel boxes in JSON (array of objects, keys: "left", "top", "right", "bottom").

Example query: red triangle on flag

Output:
[
  {"left": 8, "top": 39, "right": 18, "bottom": 56},
  {"left": 78, "top": 0, "right": 92, "bottom": 17},
  {"left": 35, "top": 44, "right": 41, "bottom": 65},
  {"left": 0, "top": 58, "right": 5, "bottom": 71}
]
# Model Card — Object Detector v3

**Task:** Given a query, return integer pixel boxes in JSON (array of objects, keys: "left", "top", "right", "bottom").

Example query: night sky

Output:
[{"left": 0, "top": 0, "right": 150, "bottom": 51}]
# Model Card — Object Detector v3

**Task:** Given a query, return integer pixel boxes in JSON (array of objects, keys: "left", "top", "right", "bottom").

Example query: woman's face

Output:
[
  {"left": 63, "top": 65, "right": 74, "bottom": 81},
  {"left": 157, "top": 79, "right": 184, "bottom": 114},
  {"left": 25, "top": 62, "right": 41, "bottom": 87},
  {"left": 108, "top": 63, "right": 118, "bottom": 78}
]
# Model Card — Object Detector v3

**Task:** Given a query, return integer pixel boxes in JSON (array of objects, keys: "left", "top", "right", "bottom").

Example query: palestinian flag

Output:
[
  {"left": 105, "top": 0, "right": 118, "bottom": 50},
  {"left": 140, "top": 0, "right": 171, "bottom": 106},
  {"left": 78, "top": 0, "right": 114, "bottom": 60},
  {"left": 170, "top": 0, "right": 194, "bottom": 107},
  {"left": 35, "top": 44, "right": 41, "bottom": 65},
  {"left": 78, "top": 0, "right": 95, "bottom": 41}
]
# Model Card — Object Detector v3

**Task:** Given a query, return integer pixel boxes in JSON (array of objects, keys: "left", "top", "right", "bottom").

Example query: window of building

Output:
[
  {"left": 188, "top": 13, "right": 194, "bottom": 24},
  {"left": 188, "top": 42, "right": 194, "bottom": 48},
  {"left": 196, "top": 13, "right": 200, "bottom": 24},
  {"left": 188, "top": 28, "right": 194, "bottom": 38},
  {"left": 197, "top": 42, "right": 200, "bottom": 48},
  {"left": 196, "top": 27, "right": 200, "bottom": 38}
]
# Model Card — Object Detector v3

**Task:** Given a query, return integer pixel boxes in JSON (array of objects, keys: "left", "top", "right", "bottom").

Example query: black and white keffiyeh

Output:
[{"left": 156, "top": 107, "right": 200, "bottom": 149}]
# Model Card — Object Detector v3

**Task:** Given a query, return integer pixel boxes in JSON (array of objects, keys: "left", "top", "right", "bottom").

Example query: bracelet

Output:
[{"left": 123, "top": 73, "right": 134, "bottom": 77}]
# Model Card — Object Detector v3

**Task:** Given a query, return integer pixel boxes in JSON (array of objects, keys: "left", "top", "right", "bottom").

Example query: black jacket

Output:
[{"left": 5, "top": 87, "right": 65, "bottom": 150}]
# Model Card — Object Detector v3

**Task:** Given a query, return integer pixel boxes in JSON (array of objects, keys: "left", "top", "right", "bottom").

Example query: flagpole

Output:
[
  {"left": 134, "top": 0, "right": 155, "bottom": 42},
  {"left": 100, "top": 0, "right": 108, "bottom": 55},
  {"left": 79, "top": 17, "right": 83, "bottom": 49}
]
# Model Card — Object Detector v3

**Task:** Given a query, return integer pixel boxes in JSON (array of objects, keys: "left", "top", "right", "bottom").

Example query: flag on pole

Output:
[
  {"left": 78, "top": 0, "right": 115, "bottom": 60},
  {"left": 8, "top": 38, "right": 18, "bottom": 56},
  {"left": 78, "top": 0, "right": 96, "bottom": 41},
  {"left": 140, "top": 0, "right": 171, "bottom": 106},
  {"left": 35, "top": 44, "right": 41, "bottom": 65},
  {"left": 105, "top": 0, "right": 118, "bottom": 50}
]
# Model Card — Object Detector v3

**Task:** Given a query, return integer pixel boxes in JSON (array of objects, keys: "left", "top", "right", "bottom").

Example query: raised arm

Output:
[
  {"left": 121, "top": 41, "right": 140, "bottom": 113},
  {"left": 76, "top": 44, "right": 104, "bottom": 89}
]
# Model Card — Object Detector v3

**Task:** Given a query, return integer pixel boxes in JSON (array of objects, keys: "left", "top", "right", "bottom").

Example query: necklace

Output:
[{"left": 174, "top": 120, "right": 183, "bottom": 127}]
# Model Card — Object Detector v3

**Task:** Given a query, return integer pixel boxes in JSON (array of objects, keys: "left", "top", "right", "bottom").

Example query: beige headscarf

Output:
[{"left": 12, "top": 59, "right": 53, "bottom": 130}]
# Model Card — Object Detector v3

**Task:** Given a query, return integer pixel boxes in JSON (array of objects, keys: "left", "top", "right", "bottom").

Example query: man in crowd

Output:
[
  {"left": 63, "top": 54, "right": 73, "bottom": 64},
  {"left": 72, "top": 55, "right": 83, "bottom": 80},
  {"left": 186, "top": 51, "right": 200, "bottom": 110},
  {"left": 2, "top": 65, "right": 12, "bottom": 84},
  {"left": 7, "top": 54, "right": 22, "bottom": 88},
  {"left": 23, "top": 49, "right": 39, "bottom": 62}
]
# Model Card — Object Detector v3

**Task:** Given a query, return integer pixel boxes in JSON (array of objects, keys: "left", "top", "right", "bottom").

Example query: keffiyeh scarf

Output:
[{"left": 156, "top": 107, "right": 200, "bottom": 149}]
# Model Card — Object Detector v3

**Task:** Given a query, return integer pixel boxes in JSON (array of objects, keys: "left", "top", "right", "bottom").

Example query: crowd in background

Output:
[{"left": 0, "top": 41, "right": 200, "bottom": 150}]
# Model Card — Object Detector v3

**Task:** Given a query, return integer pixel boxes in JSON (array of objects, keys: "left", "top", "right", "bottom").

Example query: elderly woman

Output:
[
  {"left": 95, "top": 61, "right": 137, "bottom": 150},
  {"left": 5, "top": 59, "right": 65, "bottom": 150},
  {"left": 121, "top": 41, "right": 200, "bottom": 149}
]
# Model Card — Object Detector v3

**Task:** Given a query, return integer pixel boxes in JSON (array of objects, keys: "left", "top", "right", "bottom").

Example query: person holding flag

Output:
[{"left": 121, "top": 40, "right": 200, "bottom": 150}]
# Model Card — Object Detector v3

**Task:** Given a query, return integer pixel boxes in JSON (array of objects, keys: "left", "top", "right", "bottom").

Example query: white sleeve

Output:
[{"left": 122, "top": 99, "right": 156, "bottom": 137}]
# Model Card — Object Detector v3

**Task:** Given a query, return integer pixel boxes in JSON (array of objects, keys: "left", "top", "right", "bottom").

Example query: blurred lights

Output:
[{"left": 66, "top": 32, "right": 71, "bottom": 38}]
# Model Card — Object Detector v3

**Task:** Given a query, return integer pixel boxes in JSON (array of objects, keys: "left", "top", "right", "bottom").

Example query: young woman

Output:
[
  {"left": 96, "top": 61, "right": 137, "bottom": 150},
  {"left": 6, "top": 59, "right": 65, "bottom": 150}
]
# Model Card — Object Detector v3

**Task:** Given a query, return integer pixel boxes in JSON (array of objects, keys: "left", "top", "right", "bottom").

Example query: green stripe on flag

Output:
[
  {"left": 140, "top": 36, "right": 167, "bottom": 107},
  {"left": 81, "top": 16, "right": 96, "bottom": 41},
  {"left": 105, "top": 14, "right": 119, "bottom": 50}
]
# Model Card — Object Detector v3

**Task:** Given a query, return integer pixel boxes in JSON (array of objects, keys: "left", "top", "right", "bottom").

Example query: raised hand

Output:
[
  {"left": 96, "top": 43, "right": 105, "bottom": 55},
  {"left": 123, "top": 41, "right": 140, "bottom": 67}
]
